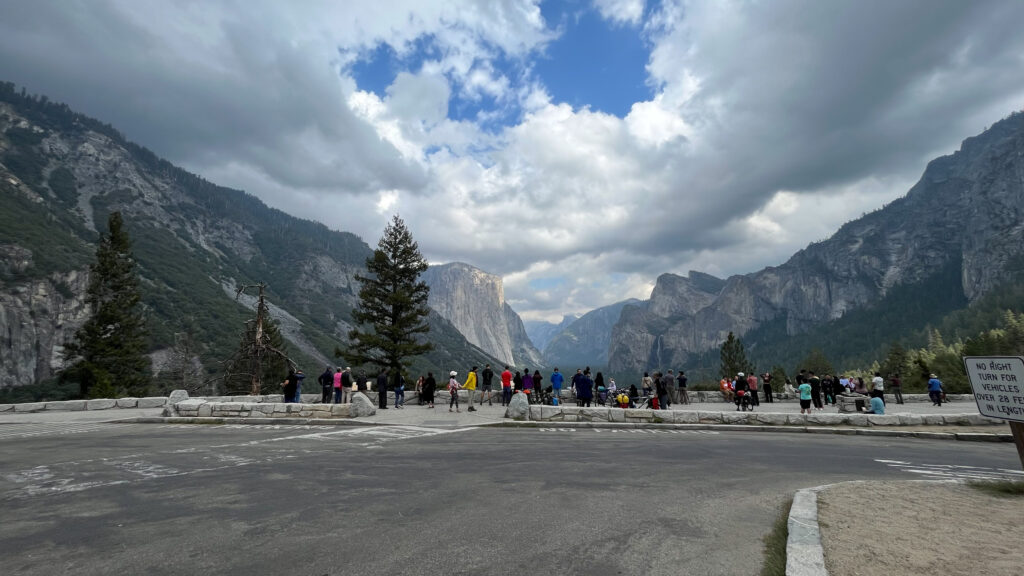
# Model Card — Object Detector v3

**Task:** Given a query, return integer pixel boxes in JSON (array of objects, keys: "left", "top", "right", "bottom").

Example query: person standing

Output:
[
  {"left": 798, "top": 378, "right": 813, "bottom": 415},
  {"left": 479, "top": 364, "right": 495, "bottom": 406},
  {"left": 422, "top": 372, "right": 436, "bottom": 408},
  {"left": 808, "top": 371, "right": 823, "bottom": 411},
  {"left": 513, "top": 370, "right": 524, "bottom": 398},
  {"left": 870, "top": 371, "right": 885, "bottom": 405},
  {"left": 376, "top": 367, "right": 389, "bottom": 409},
  {"left": 576, "top": 370, "right": 594, "bottom": 407},
  {"left": 821, "top": 375, "right": 835, "bottom": 406},
  {"left": 654, "top": 371, "right": 669, "bottom": 410},
  {"left": 341, "top": 367, "right": 354, "bottom": 404},
  {"left": 282, "top": 369, "right": 299, "bottom": 403},
  {"left": 927, "top": 373, "right": 944, "bottom": 406},
  {"left": 677, "top": 371, "right": 690, "bottom": 405},
  {"left": 318, "top": 366, "right": 333, "bottom": 404},
  {"left": 641, "top": 372, "right": 653, "bottom": 398},
  {"left": 761, "top": 372, "right": 774, "bottom": 403},
  {"left": 448, "top": 371, "right": 461, "bottom": 412},
  {"left": 532, "top": 370, "right": 543, "bottom": 404},
  {"left": 415, "top": 374, "right": 424, "bottom": 405},
  {"left": 521, "top": 366, "right": 534, "bottom": 403},
  {"left": 665, "top": 370, "right": 678, "bottom": 406},
  {"left": 550, "top": 368, "right": 564, "bottom": 406},
  {"left": 733, "top": 372, "right": 749, "bottom": 411},
  {"left": 747, "top": 372, "right": 759, "bottom": 407},
  {"left": 890, "top": 373, "right": 904, "bottom": 404},
  {"left": 355, "top": 369, "right": 367, "bottom": 393},
  {"left": 463, "top": 367, "right": 478, "bottom": 412},
  {"left": 501, "top": 366, "right": 513, "bottom": 406},
  {"left": 293, "top": 369, "right": 305, "bottom": 403},
  {"left": 332, "top": 367, "right": 344, "bottom": 404},
  {"left": 393, "top": 371, "right": 405, "bottom": 409}
]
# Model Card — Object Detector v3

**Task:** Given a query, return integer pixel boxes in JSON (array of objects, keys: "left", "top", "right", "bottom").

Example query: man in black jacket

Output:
[
  {"left": 479, "top": 364, "right": 495, "bottom": 406},
  {"left": 318, "top": 366, "right": 333, "bottom": 404},
  {"left": 376, "top": 368, "right": 389, "bottom": 409}
]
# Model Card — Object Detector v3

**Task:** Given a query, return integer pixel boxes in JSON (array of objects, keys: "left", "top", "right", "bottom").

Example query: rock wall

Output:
[
  {"left": 0, "top": 266, "right": 90, "bottom": 389},
  {"left": 422, "top": 262, "right": 544, "bottom": 367},
  {"left": 610, "top": 112, "right": 1024, "bottom": 374}
]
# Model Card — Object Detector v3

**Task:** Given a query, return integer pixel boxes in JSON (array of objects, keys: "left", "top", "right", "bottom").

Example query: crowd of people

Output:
[{"left": 283, "top": 364, "right": 947, "bottom": 415}]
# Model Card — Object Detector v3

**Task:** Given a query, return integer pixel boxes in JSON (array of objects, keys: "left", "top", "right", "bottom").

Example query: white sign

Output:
[{"left": 963, "top": 356, "right": 1024, "bottom": 422}]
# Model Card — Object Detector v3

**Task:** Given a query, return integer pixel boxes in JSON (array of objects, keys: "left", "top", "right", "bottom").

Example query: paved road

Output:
[{"left": 1, "top": 423, "right": 1020, "bottom": 576}]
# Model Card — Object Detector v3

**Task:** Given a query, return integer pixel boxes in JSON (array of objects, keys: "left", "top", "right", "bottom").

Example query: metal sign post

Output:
[{"left": 962, "top": 356, "right": 1024, "bottom": 469}]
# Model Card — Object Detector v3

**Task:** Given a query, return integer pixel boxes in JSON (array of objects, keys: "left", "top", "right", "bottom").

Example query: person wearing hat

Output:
[
  {"left": 447, "top": 371, "right": 461, "bottom": 412},
  {"left": 927, "top": 373, "right": 944, "bottom": 406}
]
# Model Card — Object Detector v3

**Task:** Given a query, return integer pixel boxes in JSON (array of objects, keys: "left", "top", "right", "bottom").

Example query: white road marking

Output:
[
  {"left": 876, "top": 459, "right": 1024, "bottom": 482},
  {"left": 538, "top": 428, "right": 719, "bottom": 435}
]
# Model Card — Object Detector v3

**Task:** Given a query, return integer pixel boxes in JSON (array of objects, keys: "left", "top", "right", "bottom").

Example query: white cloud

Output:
[
  {"left": 593, "top": 0, "right": 646, "bottom": 26},
  {"left": 4, "top": 0, "right": 1024, "bottom": 323}
]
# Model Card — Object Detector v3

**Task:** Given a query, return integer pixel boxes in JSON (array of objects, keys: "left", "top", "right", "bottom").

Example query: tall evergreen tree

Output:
[
  {"left": 799, "top": 348, "right": 835, "bottom": 376},
  {"left": 63, "top": 212, "right": 149, "bottom": 397},
  {"left": 719, "top": 331, "right": 753, "bottom": 378},
  {"left": 342, "top": 215, "right": 433, "bottom": 374}
]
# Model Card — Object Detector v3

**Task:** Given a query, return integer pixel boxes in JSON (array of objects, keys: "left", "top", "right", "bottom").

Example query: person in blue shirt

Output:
[
  {"left": 927, "top": 373, "right": 944, "bottom": 406},
  {"left": 865, "top": 396, "right": 885, "bottom": 415},
  {"left": 549, "top": 368, "right": 564, "bottom": 406}
]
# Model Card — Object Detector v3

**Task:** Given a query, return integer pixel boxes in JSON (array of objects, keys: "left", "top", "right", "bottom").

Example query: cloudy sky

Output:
[{"left": 3, "top": 1, "right": 1024, "bottom": 322}]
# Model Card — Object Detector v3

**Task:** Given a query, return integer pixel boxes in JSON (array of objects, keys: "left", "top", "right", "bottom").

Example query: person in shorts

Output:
[
  {"left": 479, "top": 364, "right": 494, "bottom": 406},
  {"left": 798, "top": 379, "right": 813, "bottom": 414}
]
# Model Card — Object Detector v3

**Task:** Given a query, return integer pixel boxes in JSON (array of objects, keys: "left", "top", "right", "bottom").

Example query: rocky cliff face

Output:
[
  {"left": 524, "top": 315, "right": 576, "bottom": 352},
  {"left": 0, "top": 88, "right": 500, "bottom": 389},
  {"left": 609, "top": 111, "right": 1024, "bottom": 374},
  {"left": 421, "top": 262, "right": 543, "bottom": 367},
  {"left": 545, "top": 299, "right": 640, "bottom": 369}
]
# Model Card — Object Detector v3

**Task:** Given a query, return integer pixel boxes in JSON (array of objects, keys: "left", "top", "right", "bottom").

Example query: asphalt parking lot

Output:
[{"left": 1, "top": 422, "right": 1020, "bottom": 576}]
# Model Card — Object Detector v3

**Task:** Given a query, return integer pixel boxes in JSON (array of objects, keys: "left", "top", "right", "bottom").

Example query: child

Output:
[{"left": 448, "top": 371, "right": 461, "bottom": 413}]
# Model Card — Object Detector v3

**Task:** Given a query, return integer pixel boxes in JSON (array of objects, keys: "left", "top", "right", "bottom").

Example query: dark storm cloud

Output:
[{"left": 0, "top": 1, "right": 426, "bottom": 195}]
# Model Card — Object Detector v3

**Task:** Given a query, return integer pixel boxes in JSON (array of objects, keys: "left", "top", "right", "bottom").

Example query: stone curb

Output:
[
  {"left": 124, "top": 417, "right": 386, "bottom": 427},
  {"left": 787, "top": 488, "right": 828, "bottom": 576},
  {"left": 481, "top": 421, "right": 1013, "bottom": 442},
  {"left": 787, "top": 479, "right": 962, "bottom": 576}
]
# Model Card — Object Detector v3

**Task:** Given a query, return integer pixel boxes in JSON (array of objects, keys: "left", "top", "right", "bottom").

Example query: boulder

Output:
[
  {"left": 349, "top": 392, "right": 376, "bottom": 417},
  {"left": 86, "top": 399, "right": 117, "bottom": 410},
  {"left": 505, "top": 392, "right": 530, "bottom": 420},
  {"left": 168, "top": 390, "right": 189, "bottom": 403}
]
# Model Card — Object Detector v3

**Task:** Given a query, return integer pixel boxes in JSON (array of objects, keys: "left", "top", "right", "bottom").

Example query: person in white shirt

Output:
[{"left": 870, "top": 372, "right": 885, "bottom": 404}]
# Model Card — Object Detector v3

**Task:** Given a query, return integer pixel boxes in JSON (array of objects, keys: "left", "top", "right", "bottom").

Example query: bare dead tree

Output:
[{"left": 219, "top": 283, "right": 296, "bottom": 395}]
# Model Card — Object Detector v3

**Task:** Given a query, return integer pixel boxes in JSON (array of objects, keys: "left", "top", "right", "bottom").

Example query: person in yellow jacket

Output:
[{"left": 464, "top": 366, "right": 478, "bottom": 412}]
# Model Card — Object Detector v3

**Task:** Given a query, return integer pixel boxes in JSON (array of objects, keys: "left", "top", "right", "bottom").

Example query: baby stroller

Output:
[
  {"left": 597, "top": 386, "right": 608, "bottom": 406},
  {"left": 734, "top": 389, "right": 751, "bottom": 412}
]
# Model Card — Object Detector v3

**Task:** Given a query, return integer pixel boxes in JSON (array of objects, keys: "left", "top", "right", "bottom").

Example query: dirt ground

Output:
[{"left": 817, "top": 481, "right": 1024, "bottom": 576}]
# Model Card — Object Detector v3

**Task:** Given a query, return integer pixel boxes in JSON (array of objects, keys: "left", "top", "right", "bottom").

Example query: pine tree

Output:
[
  {"left": 880, "top": 342, "right": 910, "bottom": 378},
  {"left": 719, "top": 332, "right": 753, "bottom": 379},
  {"left": 342, "top": 215, "right": 433, "bottom": 374},
  {"left": 222, "top": 313, "right": 290, "bottom": 395},
  {"left": 799, "top": 348, "right": 835, "bottom": 376},
  {"left": 63, "top": 212, "right": 149, "bottom": 397}
]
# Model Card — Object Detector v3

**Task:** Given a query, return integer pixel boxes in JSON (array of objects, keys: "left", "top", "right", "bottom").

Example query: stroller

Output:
[
  {"left": 734, "top": 389, "right": 751, "bottom": 412},
  {"left": 596, "top": 386, "right": 608, "bottom": 406}
]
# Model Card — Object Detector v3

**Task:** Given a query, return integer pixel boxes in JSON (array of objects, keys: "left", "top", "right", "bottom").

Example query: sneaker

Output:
[
  {"left": 468, "top": 406, "right": 476, "bottom": 412},
  {"left": 449, "top": 408, "right": 453, "bottom": 412}
]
